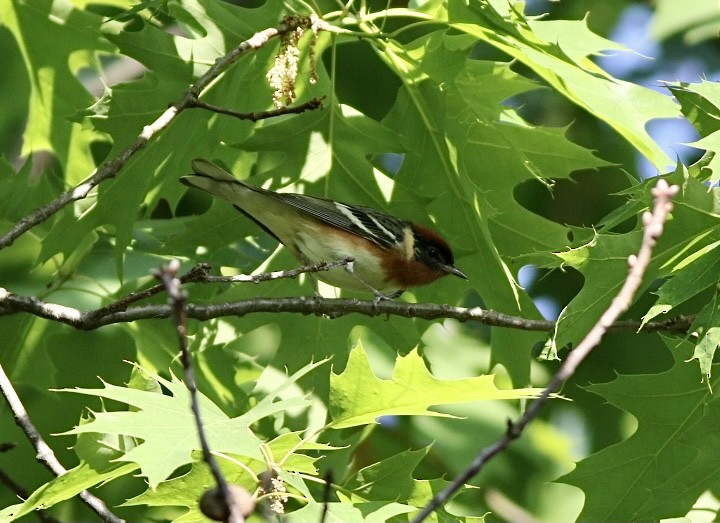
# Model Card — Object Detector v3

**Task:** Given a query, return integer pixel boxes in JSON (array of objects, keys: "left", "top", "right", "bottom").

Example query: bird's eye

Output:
[{"left": 427, "top": 246, "right": 440, "bottom": 260}]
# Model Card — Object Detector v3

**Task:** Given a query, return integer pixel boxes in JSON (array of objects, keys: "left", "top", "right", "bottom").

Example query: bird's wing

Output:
[
  {"left": 184, "top": 158, "right": 405, "bottom": 249},
  {"left": 277, "top": 193, "right": 405, "bottom": 249}
]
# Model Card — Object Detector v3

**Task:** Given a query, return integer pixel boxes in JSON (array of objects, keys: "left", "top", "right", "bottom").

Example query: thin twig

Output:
[
  {"left": 409, "top": 179, "right": 680, "bottom": 523},
  {"left": 87, "top": 257, "right": 353, "bottom": 318},
  {"left": 87, "top": 263, "right": 213, "bottom": 319},
  {"left": 0, "top": 363, "right": 125, "bottom": 523},
  {"left": 200, "top": 257, "right": 355, "bottom": 284},
  {"left": 190, "top": 96, "right": 325, "bottom": 121},
  {"left": 0, "top": 16, "right": 320, "bottom": 251},
  {"left": 155, "top": 260, "right": 244, "bottom": 523}
]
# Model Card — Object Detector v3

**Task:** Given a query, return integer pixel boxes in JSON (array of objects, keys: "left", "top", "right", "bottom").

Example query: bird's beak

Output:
[{"left": 442, "top": 264, "right": 468, "bottom": 280}]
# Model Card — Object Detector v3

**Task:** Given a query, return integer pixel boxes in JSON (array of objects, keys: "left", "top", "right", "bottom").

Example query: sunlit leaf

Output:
[{"left": 329, "top": 343, "right": 551, "bottom": 429}]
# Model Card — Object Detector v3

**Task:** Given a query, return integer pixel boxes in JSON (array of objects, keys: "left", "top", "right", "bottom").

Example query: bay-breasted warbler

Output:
[{"left": 181, "top": 159, "right": 467, "bottom": 296}]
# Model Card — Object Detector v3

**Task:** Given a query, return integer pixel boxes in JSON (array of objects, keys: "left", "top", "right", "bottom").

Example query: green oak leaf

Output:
[
  {"left": 669, "top": 81, "right": 720, "bottom": 183},
  {"left": 688, "top": 297, "right": 720, "bottom": 381},
  {"left": 642, "top": 240, "right": 720, "bottom": 326},
  {"left": 329, "top": 343, "right": 551, "bottom": 429},
  {"left": 652, "top": 0, "right": 720, "bottom": 44},
  {"left": 60, "top": 362, "right": 324, "bottom": 487},
  {"left": 378, "top": 29, "right": 610, "bottom": 384},
  {"left": 124, "top": 432, "right": 335, "bottom": 520},
  {"left": 560, "top": 337, "right": 720, "bottom": 522},
  {"left": 287, "top": 501, "right": 416, "bottom": 523},
  {"left": 0, "top": 461, "right": 137, "bottom": 523},
  {"left": 0, "top": 0, "right": 112, "bottom": 180},
  {"left": 551, "top": 165, "right": 720, "bottom": 352},
  {"left": 446, "top": 0, "right": 679, "bottom": 169},
  {"left": 342, "top": 446, "right": 480, "bottom": 521}
]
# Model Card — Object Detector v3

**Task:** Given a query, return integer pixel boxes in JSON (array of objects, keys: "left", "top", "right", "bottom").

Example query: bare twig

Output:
[
  {"left": 87, "top": 257, "right": 354, "bottom": 318},
  {"left": 409, "top": 179, "right": 680, "bottom": 523},
  {"left": 201, "top": 257, "right": 355, "bottom": 284},
  {"left": 0, "top": 363, "right": 125, "bottom": 523},
  {"left": 87, "top": 263, "right": 213, "bottom": 319},
  {"left": 190, "top": 96, "right": 325, "bottom": 121},
  {"left": 155, "top": 260, "right": 244, "bottom": 523},
  {"left": 0, "top": 16, "right": 320, "bottom": 251}
]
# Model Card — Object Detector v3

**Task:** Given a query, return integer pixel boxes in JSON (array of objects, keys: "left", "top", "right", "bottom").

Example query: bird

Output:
[{"left": 180, "top": 159, "right": 467, "bottom": 296}]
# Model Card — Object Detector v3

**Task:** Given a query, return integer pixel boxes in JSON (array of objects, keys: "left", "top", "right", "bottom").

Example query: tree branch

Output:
[
  {"left": 0, "top": 15, "right": 321, "bottom": 251},
  {"left": 0, "top": 363, "right": 125, "bottom": 523},
  {"left": 0, "top": 283, "right": 691, "bottom": 333},
  {"left": 409, "top": 179, "right": 680, "bottom": 523}
]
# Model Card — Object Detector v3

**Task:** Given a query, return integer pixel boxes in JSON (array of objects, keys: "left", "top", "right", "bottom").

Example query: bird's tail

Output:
[{"left": 180, "top": 158, "right": 259, "bottom": 203}]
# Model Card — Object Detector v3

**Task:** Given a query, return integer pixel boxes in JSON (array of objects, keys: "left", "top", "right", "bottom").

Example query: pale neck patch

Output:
[{"left": 403, "top": 226, "right": 414, "bottom": 261}]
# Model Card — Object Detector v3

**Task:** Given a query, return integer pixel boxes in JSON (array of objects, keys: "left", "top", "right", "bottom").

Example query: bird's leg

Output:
[
  {"left": 380, "top": 289, "right": 405, "bottom": 300},
  {"left": 294, "top": 254, "right": 325, "bottom": 298},
  {"left": 343, "top": 260, "right": 403, "bottom": 304}
]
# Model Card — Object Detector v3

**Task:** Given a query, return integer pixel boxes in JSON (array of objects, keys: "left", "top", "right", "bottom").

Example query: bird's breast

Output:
[{"left": 294, "top": 226, "right": 399, "bottom": 292}]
